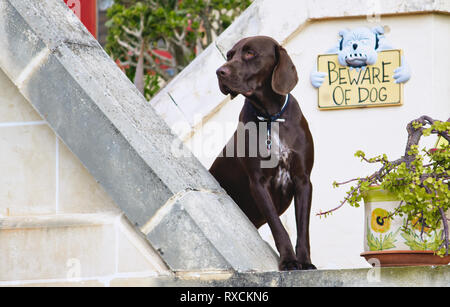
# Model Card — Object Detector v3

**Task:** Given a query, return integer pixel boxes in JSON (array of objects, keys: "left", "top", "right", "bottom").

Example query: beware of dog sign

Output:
[{"left": 317, "top": 50, "right": 403, "bottom": 110}]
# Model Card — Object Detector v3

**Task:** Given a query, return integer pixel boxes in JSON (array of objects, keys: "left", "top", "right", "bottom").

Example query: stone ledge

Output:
[
  {"left": 138, "top": 265, "right": 450, "bottom": 287},
  {"left": 0, "top": 213, "right": 121, "bottom": 229},
  {"left": 6, "top": 266, "right": 447, "bottom": 287},
  {"left": 143, "top": 190, "right": 279, "bottom": 272},
  {"left": 0, "top": 213, "right": 171, "bottom": 281}
]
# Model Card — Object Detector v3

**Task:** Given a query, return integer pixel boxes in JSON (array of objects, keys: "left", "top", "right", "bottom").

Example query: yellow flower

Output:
[
  {"left": 411, "top": 215, "right": 431, "bottom": 233},
  {"left": 371, "top": 208, "right": 391, "bottom": 233}
]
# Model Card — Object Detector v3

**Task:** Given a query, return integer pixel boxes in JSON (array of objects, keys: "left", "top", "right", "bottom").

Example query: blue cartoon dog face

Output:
[
  {"left": 337, "top": 27, "right": 383, "bottom": 68},
  {"left": 310, "top": 26, "right": 410, "bottom": 88}
]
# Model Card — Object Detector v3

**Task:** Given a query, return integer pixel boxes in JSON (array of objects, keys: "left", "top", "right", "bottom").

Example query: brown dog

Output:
[{"left": 209, "top": 36, "right": 315, "bottom": 270}]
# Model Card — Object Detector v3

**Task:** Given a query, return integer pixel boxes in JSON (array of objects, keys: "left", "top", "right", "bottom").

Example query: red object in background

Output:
[
  {"left": 152, "top": 49, "right": 173, "bottom": 71},
  {"left": 152, "top": 49, "right": 173, "bottom": 60},
  {"left": 63, "top": 0, "right": 97, "bottom": 38}
]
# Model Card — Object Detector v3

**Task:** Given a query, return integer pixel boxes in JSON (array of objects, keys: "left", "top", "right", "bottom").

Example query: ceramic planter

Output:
[{"left": 360, "top": 186, "right": 450, "bottom": 267}]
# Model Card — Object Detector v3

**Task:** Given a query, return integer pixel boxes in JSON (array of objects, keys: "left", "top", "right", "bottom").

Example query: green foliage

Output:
[
  {"left": 320, "top": 118, "right": 450, "bottom": 255},
  {"left": 144, "top": 74, "right": 161, "bottom": 100},
  {"left": 366, "top": 221, "right": 399, "bottom": 251},
  {"left": 401, "top": 227, "right": 443, "bottom": 252},
  {"left": 105, "top": 0, "right": 252, "bottom": 98}
]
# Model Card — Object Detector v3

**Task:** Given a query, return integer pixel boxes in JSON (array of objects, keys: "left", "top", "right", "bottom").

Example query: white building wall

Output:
[{"left": 0, "top": 68, "right": 170, "bottom": 285}]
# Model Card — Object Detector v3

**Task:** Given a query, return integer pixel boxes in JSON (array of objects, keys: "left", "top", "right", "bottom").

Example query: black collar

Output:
[
  {"left": 247, "top": 94, "right": 290, "bottom": 151},
  {"left": 248, "top": 94, "right": 290, "bottom": 123}
]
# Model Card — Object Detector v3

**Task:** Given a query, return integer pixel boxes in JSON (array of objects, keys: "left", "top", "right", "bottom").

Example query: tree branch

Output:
[
  {"left": 143, "top": 52, "right": 171, "bottom": 81},
  {"left": 438, "top": 207, "right": 449, "bottom": 256},
  {"left": 317, "top": 116, "right": 449, "bottom": 225},
  {"left": 122, "top": 14, "right": 144, "bottom": 38},
  {"left": 116, "top": 37, "right": 140, "bottom": 54}
]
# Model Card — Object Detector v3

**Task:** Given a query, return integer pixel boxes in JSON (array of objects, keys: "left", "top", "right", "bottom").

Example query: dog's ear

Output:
[{"left": 271, "top": 45, "right": 298, "bottom": 95}]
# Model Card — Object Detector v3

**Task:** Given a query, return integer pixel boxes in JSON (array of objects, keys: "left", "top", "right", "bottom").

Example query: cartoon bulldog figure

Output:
[{"left": 311, "top": 26, "right": 411, "bottom": 88}]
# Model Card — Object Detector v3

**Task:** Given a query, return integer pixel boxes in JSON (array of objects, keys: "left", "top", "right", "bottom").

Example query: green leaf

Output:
[{"left": 105, "top": 0, "right": 252, "bottom": 99}]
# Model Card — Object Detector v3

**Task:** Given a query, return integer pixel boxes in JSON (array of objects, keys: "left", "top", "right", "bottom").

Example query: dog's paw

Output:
[
  {"left": 299, "top": 263, "right": 317, "bottom": 270},
  {"left": 279, "top": 259, "right": 302, "bottom": 271}
]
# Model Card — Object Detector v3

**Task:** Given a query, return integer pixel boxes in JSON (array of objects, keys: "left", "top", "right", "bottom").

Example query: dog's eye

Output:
[
  {"left": 243, "top": 50, "right": 256, "bottom": 60},
  {"left": 226, "top": 51, "right": 234, "bottom": 61}
]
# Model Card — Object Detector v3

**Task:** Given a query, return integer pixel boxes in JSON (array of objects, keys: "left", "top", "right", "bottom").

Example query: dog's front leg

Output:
[
  {"left": 247, "top": 174, "right": 299, "bottom": 271},
  {"left": 293, "top": 175, "right": 316, "bottom": 270}
]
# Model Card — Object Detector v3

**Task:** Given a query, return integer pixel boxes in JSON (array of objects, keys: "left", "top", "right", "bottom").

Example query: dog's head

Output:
[
  {"left": 337, "top": 27, "right": 384, "bottom": 68},
  {"left": 216, "top": 36, "right": 298, "bottom": 99}
]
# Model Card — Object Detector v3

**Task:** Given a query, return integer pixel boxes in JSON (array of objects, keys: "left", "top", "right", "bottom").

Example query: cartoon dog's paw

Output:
[
  {"left": 393, "top": 57, "right": 411, "bottom": 84},
  {"left": 310, "top": 71, "right": 327, "bottom": 88},
  {"left": 393, "top": 65, "right": 411, "bottom": 83}
]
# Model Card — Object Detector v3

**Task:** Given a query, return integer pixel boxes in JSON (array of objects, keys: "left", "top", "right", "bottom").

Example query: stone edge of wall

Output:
[
  {"left": 166, "top": 265, "right": 450, "bottom": 287},
  {"left": 3, "top": 265, "right": 448, "bottom": 287}
]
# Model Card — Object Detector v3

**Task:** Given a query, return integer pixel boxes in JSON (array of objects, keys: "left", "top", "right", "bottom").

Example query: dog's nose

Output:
[
  {"left": 352, "top": 43, "right": 358, "bottom": 50},
  {"left": 216, "top": 66, "right": 230, "bottom": 77}
]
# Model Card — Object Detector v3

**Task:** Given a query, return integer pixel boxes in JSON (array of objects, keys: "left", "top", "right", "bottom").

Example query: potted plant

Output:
[{"left": 318, "top": 116, "right": 450, "bottom": 267}]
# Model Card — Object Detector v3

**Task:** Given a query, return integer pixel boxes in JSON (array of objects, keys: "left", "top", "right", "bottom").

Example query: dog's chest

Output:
[{"left": 270, "top": 130, "right": 292, "bottom": 190}]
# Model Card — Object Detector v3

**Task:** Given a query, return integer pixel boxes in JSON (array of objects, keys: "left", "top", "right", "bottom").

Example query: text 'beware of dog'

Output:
[{"left": 317, "top": 50, "right": 403, "bottom": 110}]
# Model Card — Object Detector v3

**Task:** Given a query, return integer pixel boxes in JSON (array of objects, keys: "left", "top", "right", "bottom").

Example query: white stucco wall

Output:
[
  {"left": 0, "top": 68, "right": 170, "bottom": 285},
  {"left": 151, "top": 0, "right": 450, "bottom": 269},
  {"left": 278, "top": 14, "right": 449, "bottom": 269}
]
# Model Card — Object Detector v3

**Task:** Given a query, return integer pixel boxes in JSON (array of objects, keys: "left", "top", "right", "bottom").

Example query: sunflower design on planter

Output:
[
  {"left": 411, "top": 215, "right": 431, "bottom": 233},
  {"left": 367, "top": 208, "right": 399, "bottom": 251},
  {"left": 371, "top": 208, "right": 391, "bottom": 233}
]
